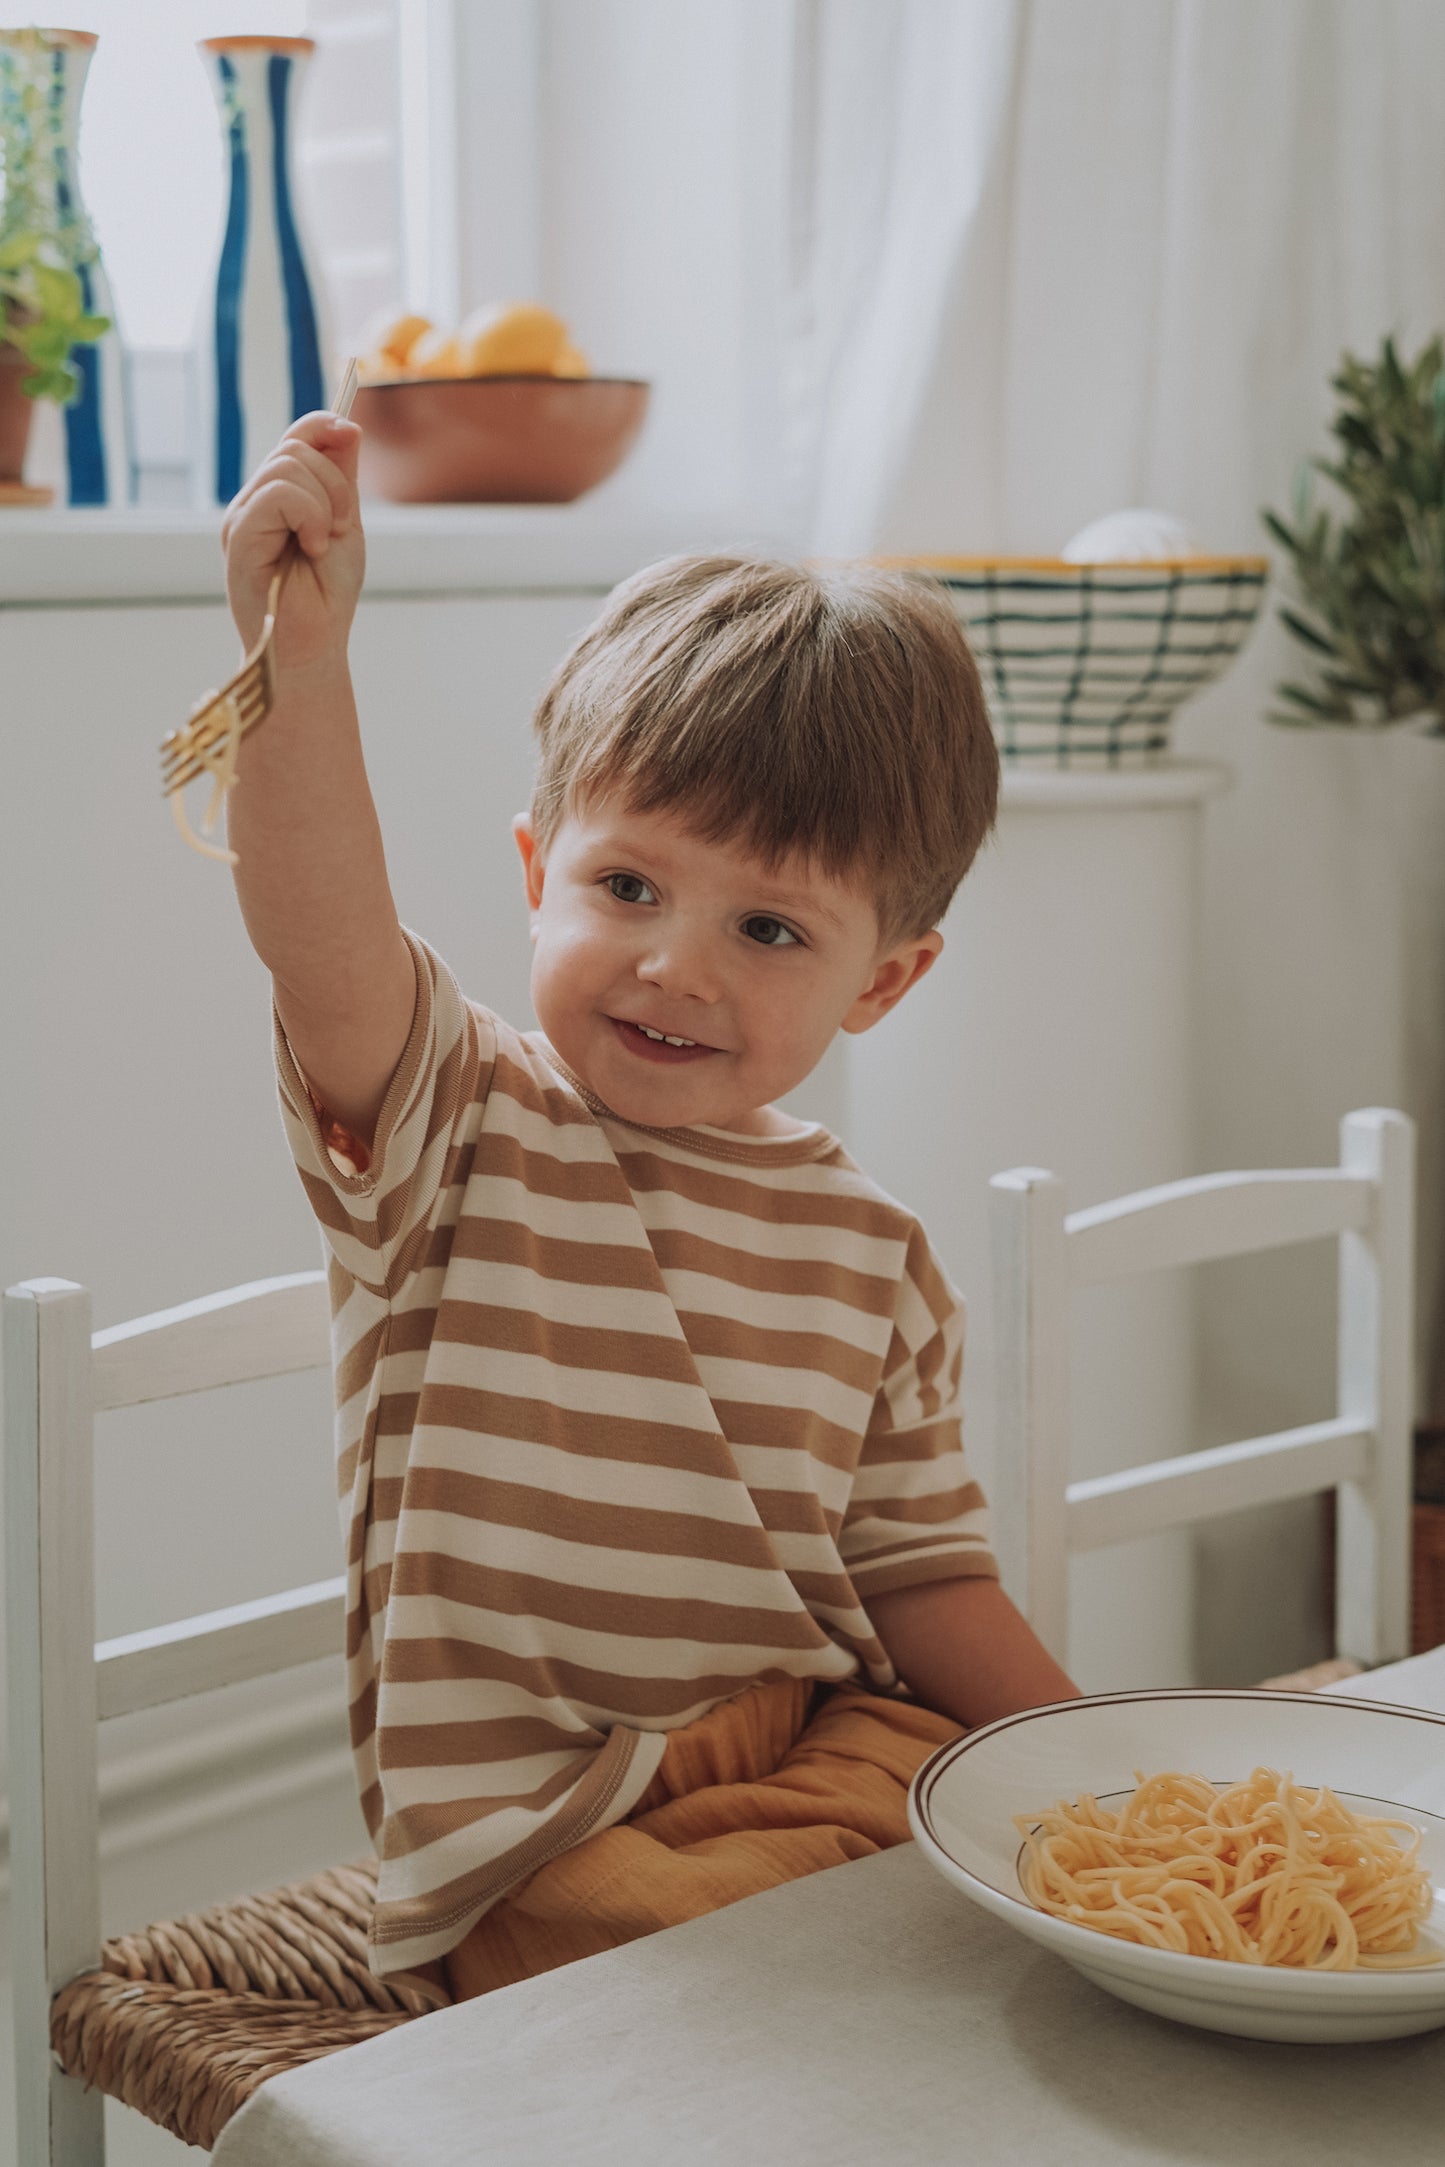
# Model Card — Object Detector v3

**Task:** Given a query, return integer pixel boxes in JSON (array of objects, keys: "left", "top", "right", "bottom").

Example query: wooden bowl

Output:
[{"left": 352, "top": 376, "right": 650, "bottom": 504}]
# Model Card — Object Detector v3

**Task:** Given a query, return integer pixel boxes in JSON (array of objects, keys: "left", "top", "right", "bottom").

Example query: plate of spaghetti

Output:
[{"left": 908, "top": 1689, "right": 1445, "bottom": 2042}]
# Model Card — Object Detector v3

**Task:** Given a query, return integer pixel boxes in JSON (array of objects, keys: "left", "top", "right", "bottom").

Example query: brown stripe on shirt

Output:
[
  {"left": 404, "top": 1383, "right": 777, "bottom": 1474},
  {"left": 398, "top": 1464, "right": 792, "bottom": 1568},
  {"left": 377, "top": 1711, "right": 605, "bottom": 1770},
  {"left": 386, "top": 1549, "right": 837, "bottom": 1651},
  {"left": 647, "top": 1223, "right": 898, "bottom": 1310},
  {"left": 613, "top": 1144, "right": 915, "bottom": 1239},
  {"left": 375, "top": 1632, "right": 826, "bottom": 1722},
  {"left": 676, "top": 1308, "right": 884, "bottom": 1391}
]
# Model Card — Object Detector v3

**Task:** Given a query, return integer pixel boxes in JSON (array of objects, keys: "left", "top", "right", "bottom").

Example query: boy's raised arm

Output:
[{"left": 222, "top": 411, "right": 416, "bottom": 1148}]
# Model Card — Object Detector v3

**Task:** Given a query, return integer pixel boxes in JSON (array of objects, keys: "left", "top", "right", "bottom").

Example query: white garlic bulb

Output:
[{"left": 1061, "top": 509, "right": 1201, "bottom": 563}]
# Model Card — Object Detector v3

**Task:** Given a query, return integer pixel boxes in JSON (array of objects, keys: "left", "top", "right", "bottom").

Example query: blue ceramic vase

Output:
[{"left": 195, "top": 35, "right": 331, "bottom": 506}]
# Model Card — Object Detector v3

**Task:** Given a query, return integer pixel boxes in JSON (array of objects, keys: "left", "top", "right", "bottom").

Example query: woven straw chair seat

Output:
[{"left": 50, "top": 1858, "right": 451, "bottom": 2152}]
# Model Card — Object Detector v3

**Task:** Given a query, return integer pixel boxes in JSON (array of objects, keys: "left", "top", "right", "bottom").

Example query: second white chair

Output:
[{"left": 988, "top": 1107, "right": 1415, "bottom": 1672}]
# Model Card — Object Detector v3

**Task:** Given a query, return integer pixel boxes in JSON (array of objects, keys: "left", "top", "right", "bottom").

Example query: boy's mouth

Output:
[{"left": 610, "top": 1017, "right": 720, "bottom": 1065}]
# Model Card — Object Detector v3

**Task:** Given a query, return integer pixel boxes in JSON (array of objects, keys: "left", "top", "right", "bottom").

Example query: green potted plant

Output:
[
  {"left": 1263, "top": 334, "right": 1445, "bottom": 733},
  {"left": 1263, "top": 332, "right": 1445, "bottom": 1655},
  {"left": 0, "top": 24, "right": 110, "bottom": 500}
]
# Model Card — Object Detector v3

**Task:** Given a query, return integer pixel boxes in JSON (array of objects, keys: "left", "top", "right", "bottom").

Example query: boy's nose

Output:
[{"left": 635, "top": 934, "right": 722, "bottom": 1006}]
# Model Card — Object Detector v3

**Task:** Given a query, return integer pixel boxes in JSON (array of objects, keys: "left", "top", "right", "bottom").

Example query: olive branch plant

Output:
[
  {"left": 1262, "top": 335, "right": 1445, "bottom": 734},
  {"left": 0, "top": 25, "right": 109, "bottom": 401}
]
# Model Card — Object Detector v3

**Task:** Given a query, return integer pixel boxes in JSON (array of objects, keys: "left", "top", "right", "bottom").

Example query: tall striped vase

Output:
[
  {"left": 195, "top": 36, "right": 331, "bottom": 507},
  {"left": 0, "top": 27, "right": 134, "bottom": 506}
]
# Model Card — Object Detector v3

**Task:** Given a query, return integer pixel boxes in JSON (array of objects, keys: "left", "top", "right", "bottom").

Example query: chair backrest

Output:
[
  {"left": 988, "top": 1107, "right": 1415, "bottom": 1672},
  {"left": 4, "top": 1270, "right": 336, "bottom": 2167}
]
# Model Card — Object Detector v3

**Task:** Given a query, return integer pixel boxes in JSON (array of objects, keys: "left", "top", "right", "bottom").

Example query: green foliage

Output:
[
  {"left": 1261, "top": 335, "right": 1445, "bottom": 734},
  {"left": 0, "top": 28, "right": 110, "bottom": 402}
]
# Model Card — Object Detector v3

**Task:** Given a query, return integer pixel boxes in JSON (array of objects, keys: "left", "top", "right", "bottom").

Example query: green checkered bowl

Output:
[{"left": 904, "top": 556, "right": 1269, "bottom": 768}]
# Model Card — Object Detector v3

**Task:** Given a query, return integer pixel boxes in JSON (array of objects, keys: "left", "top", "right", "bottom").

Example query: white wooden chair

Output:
[
  {"left": 4, "top": 1269, "right": 355, "bottom": 2165},
  {"left": 989, "top": 1107, "right": 1415, "bottom": 1670}
]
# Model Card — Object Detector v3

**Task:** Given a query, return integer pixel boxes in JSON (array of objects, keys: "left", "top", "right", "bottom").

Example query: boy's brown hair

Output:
[{"left": 529, "top": 554, "right": 998, "bottom": 943}]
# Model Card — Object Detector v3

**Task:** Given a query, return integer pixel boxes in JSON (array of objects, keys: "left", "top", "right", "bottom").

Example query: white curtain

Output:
[
  {"left": 793, "top": 0, "right": 1445, "bottom": 564},
  {"left": 785, "top": 0, "right": 1027, "bottom": 553}
]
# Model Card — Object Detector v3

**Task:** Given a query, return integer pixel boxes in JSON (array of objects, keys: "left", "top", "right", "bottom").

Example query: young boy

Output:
[{"left": 221, "top": 409, "right": 1078, "bottom": 1998}]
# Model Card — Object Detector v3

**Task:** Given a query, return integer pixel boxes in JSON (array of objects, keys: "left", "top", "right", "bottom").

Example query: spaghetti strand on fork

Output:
[{"left": 169, "top": 686, "right": 246, "bottom": 863}]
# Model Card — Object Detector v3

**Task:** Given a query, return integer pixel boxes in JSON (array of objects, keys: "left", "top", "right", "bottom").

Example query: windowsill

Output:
[{"left": 0, "top": 498, "right": 798, "bottom": 607}]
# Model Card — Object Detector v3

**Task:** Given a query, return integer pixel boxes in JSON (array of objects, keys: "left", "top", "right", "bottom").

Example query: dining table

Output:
[{"left": 212, "top": 1643, "right": 1445, "bottom": 2167}]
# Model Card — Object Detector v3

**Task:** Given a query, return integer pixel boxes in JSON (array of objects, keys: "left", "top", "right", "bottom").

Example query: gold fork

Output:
[{"left": 162, "top": 355, "right": 360, "bottom": 858}]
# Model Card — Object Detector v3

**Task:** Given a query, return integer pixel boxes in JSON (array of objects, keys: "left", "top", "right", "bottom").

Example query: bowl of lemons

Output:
[{"left": 351, "top": 303, "right": 649, "bottom": 504}]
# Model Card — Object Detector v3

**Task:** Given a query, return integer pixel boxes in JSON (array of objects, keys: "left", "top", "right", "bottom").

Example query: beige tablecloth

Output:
[{"left": 212, "top": 1646, "right": 1445, "bottom": 2167}]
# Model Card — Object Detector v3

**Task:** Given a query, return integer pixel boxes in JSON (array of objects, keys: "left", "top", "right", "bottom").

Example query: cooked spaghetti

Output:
[
  {"left": 169, "top": 694, "right": 243, "bottom": 865},
  {"left": 1016, "top": 1767, "right": 1439, "bottom": 1970}
]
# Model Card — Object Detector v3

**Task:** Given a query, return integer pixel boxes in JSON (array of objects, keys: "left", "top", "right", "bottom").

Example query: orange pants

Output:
[{"left": 444, "top": 1677, "right": 962, "bottom": 2002}]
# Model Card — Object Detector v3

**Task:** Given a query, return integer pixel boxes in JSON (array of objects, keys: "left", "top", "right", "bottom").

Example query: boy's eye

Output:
[
  {"left": 742, "top": 915, "right": 800, "bottom": 948},
  {"left": 606, "top": 872, "right": 656, "bottom": 905}
]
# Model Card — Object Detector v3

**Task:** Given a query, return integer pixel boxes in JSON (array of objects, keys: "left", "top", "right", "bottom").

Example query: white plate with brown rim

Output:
[{"left": 908, "top": 1689, "right": 1445, "bottom": 2044}]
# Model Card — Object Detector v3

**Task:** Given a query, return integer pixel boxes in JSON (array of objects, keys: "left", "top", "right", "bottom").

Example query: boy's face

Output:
[{"left": 513, "top": 795, "right": 941, "bottom": 1135}]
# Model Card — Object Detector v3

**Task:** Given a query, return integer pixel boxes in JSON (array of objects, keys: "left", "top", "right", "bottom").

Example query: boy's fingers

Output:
[
  {"left": 228, "top": 448, "right": 351, "bottom": 553},
  {"left": 245, "top": 475, "right": 334, "bottom": 562},
  {"left": 221, "top": 418, "right": 362, "bottom": 550},
  {"left": 269, "top": 436, "right": 355, "bottom": 529},
  {"left": 284, "top": 408, "right": 359, "bottom": 452},
  {"left": 285, "top": 410, "right": 362, "bottom": 483},
  {"left": 318, "top": 418, "right": 363, "bottom": 492}
]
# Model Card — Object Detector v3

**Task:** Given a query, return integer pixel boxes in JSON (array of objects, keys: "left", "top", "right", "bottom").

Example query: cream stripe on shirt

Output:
[{"left": 276, "top": 929, "right": 995, "bottom": 1978}]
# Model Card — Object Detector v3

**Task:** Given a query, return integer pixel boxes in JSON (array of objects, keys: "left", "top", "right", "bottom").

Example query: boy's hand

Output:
[{"left": 220, "top": 412, "right": 365, "bottom": 673}]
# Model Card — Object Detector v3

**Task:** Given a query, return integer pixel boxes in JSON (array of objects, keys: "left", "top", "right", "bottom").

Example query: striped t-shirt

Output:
[{"left": 276, "top": 929, "right": 995, "bottom": 1977}]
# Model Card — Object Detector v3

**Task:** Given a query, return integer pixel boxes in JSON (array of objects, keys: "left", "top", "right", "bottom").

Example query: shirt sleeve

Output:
[
  {"left": 273, "top": 927, "right": 496, "bottom": 1302},
  {"left": 840, "top": 1221, "right": 997, "bottom": 1601}
]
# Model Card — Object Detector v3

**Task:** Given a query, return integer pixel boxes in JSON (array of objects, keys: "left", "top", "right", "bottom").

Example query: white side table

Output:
[{"left": 842, "top": 760, "right": 1231, "bottom": 1690}]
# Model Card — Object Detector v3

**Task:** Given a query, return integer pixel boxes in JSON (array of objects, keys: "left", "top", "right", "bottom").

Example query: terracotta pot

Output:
[
  {"left": 0, "top": 335, "right": 53, "bottom": 505},
  {"left": 0, "top": 341, "right": 34, "bottom": 477}
]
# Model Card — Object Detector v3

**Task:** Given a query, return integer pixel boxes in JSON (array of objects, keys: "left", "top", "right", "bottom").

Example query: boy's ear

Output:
[
  {"left": 513, "top": 814, "right": 545, "bottom": 924},
  {"left": 839, "top": 931, "right": 943, "bottom": 1035}
]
